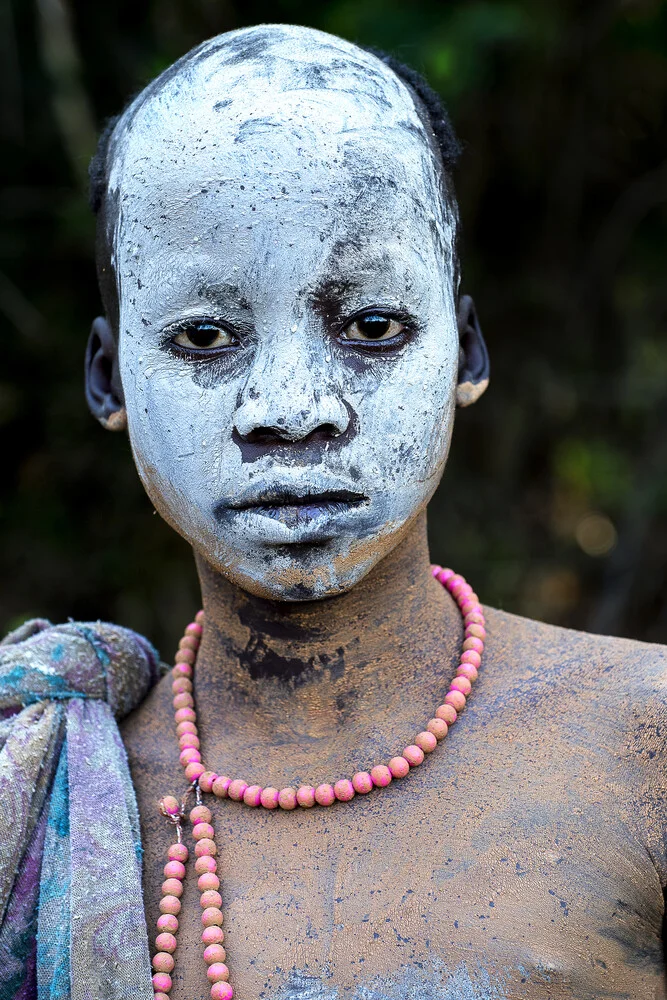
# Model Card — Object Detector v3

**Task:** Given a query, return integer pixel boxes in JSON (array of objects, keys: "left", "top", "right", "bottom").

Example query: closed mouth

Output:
[
  {"left": 231, "top": 489, "right": 367, "bottom": 511},
  {"left": 216, "top": 489, "right": 368, "bottom": 529}
]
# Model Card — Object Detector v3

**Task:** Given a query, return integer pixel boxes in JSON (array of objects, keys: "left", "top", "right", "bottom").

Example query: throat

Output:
[{"left": 190, "top": 515, "right": 462, "bottom": 772}]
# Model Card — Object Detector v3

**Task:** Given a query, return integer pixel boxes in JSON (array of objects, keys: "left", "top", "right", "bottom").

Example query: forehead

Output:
[{"left": 108, "top": 26, "right": 452, "bottom": 290}]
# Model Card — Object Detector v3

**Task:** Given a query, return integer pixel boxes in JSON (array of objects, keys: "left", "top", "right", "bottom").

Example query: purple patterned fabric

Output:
[{"left": 0, "top": 619, "right": 162, "bottom": 1000}]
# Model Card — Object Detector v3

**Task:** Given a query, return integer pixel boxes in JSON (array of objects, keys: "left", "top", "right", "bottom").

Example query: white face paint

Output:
[{"left": 108, "top": 24, "right": 459, "bottom": 600}]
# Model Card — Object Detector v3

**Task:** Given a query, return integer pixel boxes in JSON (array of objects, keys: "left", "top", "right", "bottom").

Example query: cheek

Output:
[
  {"left": 120, "top": 350, "right": 239, "bottom": 497},
  {"left": 352, "top": 339, "right": 457, "bottom": 488}
]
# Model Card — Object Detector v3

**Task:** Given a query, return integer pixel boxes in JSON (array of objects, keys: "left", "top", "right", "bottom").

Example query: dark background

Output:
[{"left": 1, "top": 0, "right": 666, "bottom": 656}]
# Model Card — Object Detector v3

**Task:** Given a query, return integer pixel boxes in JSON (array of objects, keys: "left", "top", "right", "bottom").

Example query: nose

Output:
[{"left": 233, "top": 339, "right": 350, "bottom": 444}]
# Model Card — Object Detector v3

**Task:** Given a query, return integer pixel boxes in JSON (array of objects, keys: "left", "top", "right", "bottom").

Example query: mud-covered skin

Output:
[
  {"left": 105, "top": 25, "right": 459, "bottom": 601},
  {"left": 122, "top": 521, "right": 667, "bottom": 999}
]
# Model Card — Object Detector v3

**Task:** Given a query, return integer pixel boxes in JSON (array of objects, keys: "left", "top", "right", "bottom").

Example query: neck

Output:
[{"left": 192, "top": 514, "right": 463, "bottom": 782}]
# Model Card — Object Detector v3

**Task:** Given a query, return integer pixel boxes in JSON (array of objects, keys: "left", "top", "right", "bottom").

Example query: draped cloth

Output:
[{"left": 0, "top": 619, "right": 162, "bottom": 1000}]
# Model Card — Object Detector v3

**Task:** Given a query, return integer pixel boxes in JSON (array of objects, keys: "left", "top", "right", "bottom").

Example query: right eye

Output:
[{"left": 171, "top": 321, "right": 236, "bottom": 351}]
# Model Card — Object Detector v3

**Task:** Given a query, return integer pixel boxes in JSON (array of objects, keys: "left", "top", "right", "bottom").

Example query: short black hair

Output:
[{"left": 89, "top": 47, "right": 462, "bottom": 330}]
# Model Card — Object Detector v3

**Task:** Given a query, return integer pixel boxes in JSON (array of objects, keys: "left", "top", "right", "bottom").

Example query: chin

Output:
[{"left": 202, "top": 522, "right": 405, "bottom": 602}]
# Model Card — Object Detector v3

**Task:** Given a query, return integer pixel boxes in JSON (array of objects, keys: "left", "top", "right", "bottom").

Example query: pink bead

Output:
[
  {"left": 175, "top": 648, "right": 196, "bottom": 664},
  {"left": 179, "top": 635, "right": 199, "bottom": 651},
  {"left": 195, "top": 839, "right": 217, "bottom": 857},
  {"left": 352, "top": 772, "right": 373, "bottom": 794},
  {"left": 198, "top": 872, "right": 220, "bottom": 892},
  {"left": 465, "top": 624, "right": 486, "bottom": 640},
  {"left": 463, "top": 637, "right": 484, "bottom": 654},
  {"left": 164, "top": 859, "right": 186, "bottom": 880},
  {"left": 204, "top": 943, "right": 227, "bottom": 965},
  {"left": 202, "top": 925, "right": 224, "bottom": 945},
  {"left": 461, "top": 650, "right": 481, "bottom": 668},
  {"left": 185, "top": 762, "right": 206, "bottom": 782},
  {"left": 190, "top": 805, "right": 212, "bottom": 824},
  {"left": 445, "top": 690, "right": 466, "bottom": 712},
  {"left": 152, "top": 951, "right": 175, "bottom": 973},
  {"left": 450, "top": 676, "right": 472, "bottom": 696},
  {"left": 175, "top": 707, "right": 196, "bottom": 724},
  {"left": 171, "top": 663, "right": 193, "bottom": 684},
  {"left": 175, "top": 720, "right": 196, "bottom": 736},
  {"left": 260, "top": 787, "right": 280, "bottom": 809},
  {"left": 160, "top": 796, "right": 180, "bottom": 817},
  {"left": 162, "top": 878, "right": 183, "bottom": 898},
  {"left": 437, "top": 568, "right": 454, "bottom": 584},
  {"left": 334, "top": 779, "right": 355, "bottom": 802},
  {"left": 456, "top": 663, "right": 478, "bottom": 682},
  {"left": 159, "top": 895, "right": 181, "bottom": 916},
  {"left": 243, "top": 784, "right": 263, "bottom": 807},
  {"left": 296, "top": 786, "right": 316, "bottom": 808},
  {"left": 431, "top": 564, "right": 442, "bottom": 576},
  {"left": 193, "top": 822, "right": 215, "bottom": 841},
  {"left": 157, "top": 913, "right": 178, "bottom": 933},
  {"left": 207, "top": 962, "right": 230, "bottom": 983},
  {"left": 463, "top": 608, "right": 485, "bottom": 625},
  {"left": 370, "top": 765, "right": 392, "bottom": 788},
  {"left": 314, "top": 784, "right": 336, "bottom": 806},
  {"left": 202, "top": 906, "right": 224, "bottom": 927},
  {"left": 199, "top": 771, "right": 218, "bottom": 793},
  {"left": 186, "top": 621, "right": 203, "bottom": 637},
  {"left": 180, "top": 747, "right": 201, "bottom": 766},
  {"left": 172, "top": 662, "right": 193, "bottom": 678},
  {"left": 427, "top": 718, "right": 448, "bottom": 740},
  {"left": 152, "top": 973, "right": 172, "bottom": 993},
  {"left": 195, "top": 856, "right": 217, "bottom": 875},
  {"left": 455, "top": 583, "right": 473, "bottom": 600},
  {"left": 155, "top": 933, "right": 177, "bottom": 955},
  {"left": 212, "top": 776, "right": 231, "bottom": 798},
  {"left": 227, "top": 779, "right": 248, "bottom": 802},
  {"left": 178, "top": 733, "right": 200, "bottom": 750},
  {"left": 403, "top": 745, "right": 425, "bottom": 767},
  {"left": 460, "top": 600, "right": 481, "bottom": 616},
  {"left": 195, "top": 610, "right": 205, "bottom": 624},
  {"left": 172, "top": 677, "right": 193, "bottom": 695},
  {"left": 154, "top": 993, "right": 170, "bottom": 1000},
  {"left": 435, "top": 703, "right": 458, "bottom": 725},
  {"left": 388, "top": 756, "right": 410, "bottom": 778},
  {"left": 278, "top": 787, "right": 297, "bottom": 810},
  {"left": 210, "top": 984, "right": 234, "bottom": 1000},
  {"left": 173, "top": 692, "right": 194, "bottom": 711},
  {"left": 447, "top": 574, "right": 465, "bottom": 592},
  {"left": 200, "top": 890, "right": 223, "bottom": 910},
  {"left": 415, "top": 731, "right": 437, "bottom": 753}
]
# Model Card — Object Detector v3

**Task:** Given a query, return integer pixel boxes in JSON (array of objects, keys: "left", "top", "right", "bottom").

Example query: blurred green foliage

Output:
[{"left": 1, "top": 0, "right": 666, "bottom": 654}]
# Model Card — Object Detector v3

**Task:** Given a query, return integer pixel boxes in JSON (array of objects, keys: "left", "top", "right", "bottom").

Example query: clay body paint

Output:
[{"left": 107, "top": 25, "right": 459, "bottom": 600}]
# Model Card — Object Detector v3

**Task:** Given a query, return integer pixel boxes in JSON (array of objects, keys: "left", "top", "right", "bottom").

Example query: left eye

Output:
[
  {"left": 341, "top": 314, "right": 405, "bottom": 342},
  {"left": 171, "top": 322, "right": 236, "bottom": 350}
]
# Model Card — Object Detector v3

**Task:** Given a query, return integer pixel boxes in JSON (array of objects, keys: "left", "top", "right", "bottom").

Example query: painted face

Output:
[{"left": 108, "top": 25, "right": 459, "bottom": 600}]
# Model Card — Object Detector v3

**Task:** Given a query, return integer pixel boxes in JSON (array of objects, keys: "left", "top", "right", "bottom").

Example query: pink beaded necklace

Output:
[{"left": 150, "top": 566, "right": 485, "bottom": 1000}]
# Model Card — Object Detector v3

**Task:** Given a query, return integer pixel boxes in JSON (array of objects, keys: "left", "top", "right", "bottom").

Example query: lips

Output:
[{"left": 214, "top": 488, "right": 368, "bottom": 531}]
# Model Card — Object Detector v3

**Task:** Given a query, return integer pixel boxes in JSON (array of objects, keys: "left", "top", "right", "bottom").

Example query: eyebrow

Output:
[
  {"left": 309, "top": 273, "right": 367, "bottom": 320},
  {"left": 196, "top": 281, "right": 252, "bottom": 313}
]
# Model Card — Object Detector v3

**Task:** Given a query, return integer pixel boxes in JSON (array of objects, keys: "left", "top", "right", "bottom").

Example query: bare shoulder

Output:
[
  {"left": 479, "top": 605, "right": 667, "bottom": 860},
  {"left": 120, "top": 669, "right": 181, "bottom": 787},
  {"left": 482, "top": 603, "right": 667, "bottom": 709}
]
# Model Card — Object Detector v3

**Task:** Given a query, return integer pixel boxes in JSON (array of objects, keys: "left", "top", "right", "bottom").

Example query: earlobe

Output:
[
  {"left": 85, "top": 316, "right": 126, "bottom": 430},
  {"left": 100, "top": 407, "right": 128, "bottom": 431},
  {"left": 456, "top": 294, "right": 489, "bottom": 408}
]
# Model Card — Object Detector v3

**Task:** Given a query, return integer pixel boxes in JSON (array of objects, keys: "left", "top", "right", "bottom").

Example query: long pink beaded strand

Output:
[{"left": 152, "top": 566, "right": 485, "bottom": 999}]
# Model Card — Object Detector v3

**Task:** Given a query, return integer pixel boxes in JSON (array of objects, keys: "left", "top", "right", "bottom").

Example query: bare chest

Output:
[{"left": 128, "top": 721, "right": 666, "bottom": 1000}]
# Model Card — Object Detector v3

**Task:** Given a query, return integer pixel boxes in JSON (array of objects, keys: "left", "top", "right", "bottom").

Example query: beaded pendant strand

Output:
[{"left": 151, "top": 566, "right": 486, "bottom": 998}]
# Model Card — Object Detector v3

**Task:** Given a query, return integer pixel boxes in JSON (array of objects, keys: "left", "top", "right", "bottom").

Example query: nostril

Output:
[{"left": 240, "top": 423, "right": 343, "bottom": 445}]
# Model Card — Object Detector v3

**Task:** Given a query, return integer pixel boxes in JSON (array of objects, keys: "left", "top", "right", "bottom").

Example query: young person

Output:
[{"left": 2, "top": 23, "right": 665, "bottom": 1000}]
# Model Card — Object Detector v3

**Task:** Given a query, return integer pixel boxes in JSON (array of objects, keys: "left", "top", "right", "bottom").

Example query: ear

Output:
[
  {"left": 456, "top": 294, "right": 489, "bottom": 407},
  {"left": 85, "top": 316, "right": 127, "bottom": 430}
]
